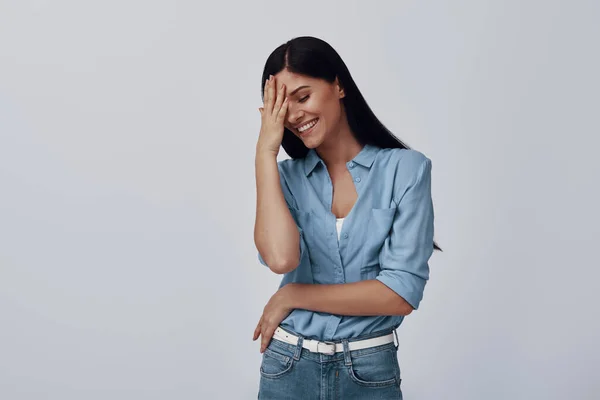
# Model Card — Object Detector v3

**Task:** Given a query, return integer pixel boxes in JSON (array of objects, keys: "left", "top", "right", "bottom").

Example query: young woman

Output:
[{"left": 253, "top": 36, "right": 442, "bottom": 400}]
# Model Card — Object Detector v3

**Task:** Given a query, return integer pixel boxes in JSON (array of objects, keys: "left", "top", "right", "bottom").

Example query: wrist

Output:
[
  {"left": 256, "top": 143, "right": 279, "bottom": 158},
  {"left": 282, "top": 283, "right": 301, "bottom": 309}
]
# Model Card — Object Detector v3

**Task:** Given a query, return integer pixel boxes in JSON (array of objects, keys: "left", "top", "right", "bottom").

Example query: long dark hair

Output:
[{"left": 261, "top": 36, "right": 442, "bottom": 252}]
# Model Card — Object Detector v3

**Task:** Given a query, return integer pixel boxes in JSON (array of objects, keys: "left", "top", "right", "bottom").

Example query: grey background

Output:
[{"left": 1, "top": 1, "right": 598, "bottom": 399}]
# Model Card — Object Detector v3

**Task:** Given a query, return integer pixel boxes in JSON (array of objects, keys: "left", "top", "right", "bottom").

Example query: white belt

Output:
[{"left": 272, "top": 327, "right": 396, "bottom": 356}]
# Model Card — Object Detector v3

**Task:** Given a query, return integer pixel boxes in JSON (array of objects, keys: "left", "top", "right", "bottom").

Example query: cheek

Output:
[
  {"left": 320, "top": 99, "right": 342, "bottom": 121},
  {"left": 308, "top": 96, "right": 335, "bottom": 116},
  {"left": 302, "top": 97, "right": 321, "bottom": 113}
]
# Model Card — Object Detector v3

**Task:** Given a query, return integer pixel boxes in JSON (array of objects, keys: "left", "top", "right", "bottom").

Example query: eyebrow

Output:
[{"left": 289, "top": 85, "right": 310, "bottom": 97}]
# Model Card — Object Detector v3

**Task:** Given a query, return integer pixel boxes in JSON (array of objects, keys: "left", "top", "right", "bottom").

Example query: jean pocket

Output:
[
  {"left": 347, "top": 346, "right": 401, "bottom": 388},
  {"left": 259, "top": 344, "right": 295, "bottom": 379}
]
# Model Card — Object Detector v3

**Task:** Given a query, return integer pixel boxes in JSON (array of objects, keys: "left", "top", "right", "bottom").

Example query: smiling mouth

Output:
[{"left": 297, "top": 118, "right": 319, "bottom": 136}]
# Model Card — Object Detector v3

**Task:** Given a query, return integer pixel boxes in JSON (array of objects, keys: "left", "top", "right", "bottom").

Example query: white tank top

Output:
[{"left": 336, "top": 217, "right": 345, "bottom": 241}]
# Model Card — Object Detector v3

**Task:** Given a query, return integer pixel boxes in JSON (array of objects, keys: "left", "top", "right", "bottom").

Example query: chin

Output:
[{"left": 299, "top": 136, "right": 323, "bottom": 149}]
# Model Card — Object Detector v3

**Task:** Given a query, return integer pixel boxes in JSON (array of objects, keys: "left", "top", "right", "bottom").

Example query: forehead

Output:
[{"left": 273, "top": 70, "right": 322, "bottom": 91}]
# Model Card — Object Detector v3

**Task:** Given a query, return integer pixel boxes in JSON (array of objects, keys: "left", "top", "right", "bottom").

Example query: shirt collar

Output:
[{"left": 303, "top": 143, "right": 379, "bottom": 176}]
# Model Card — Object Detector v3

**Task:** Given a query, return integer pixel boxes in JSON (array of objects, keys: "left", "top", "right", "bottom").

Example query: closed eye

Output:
[{"left": 299, "top": 95, "right": 309, "bottom": 103}]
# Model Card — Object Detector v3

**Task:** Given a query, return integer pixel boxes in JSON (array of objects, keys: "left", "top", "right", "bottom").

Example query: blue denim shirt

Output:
[{"left": 258, "top": 144, "right": 434, "bottom": 341}]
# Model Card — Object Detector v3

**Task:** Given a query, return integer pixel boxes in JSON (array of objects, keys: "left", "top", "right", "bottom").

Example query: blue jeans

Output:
[{"left": 258, "top": 326, "right": 403, "bottom": 399}]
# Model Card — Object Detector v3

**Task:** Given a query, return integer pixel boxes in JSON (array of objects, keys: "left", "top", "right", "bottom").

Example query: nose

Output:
[{"left": 286, "top": 107, "right": 304, "bottom": 130}]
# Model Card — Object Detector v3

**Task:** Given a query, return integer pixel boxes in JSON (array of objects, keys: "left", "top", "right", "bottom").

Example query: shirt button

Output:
[
  {"left": 348, "top": 162, "right": 355, "bottom": 168},
  {"left": 343, "top": 233, "right": 349, "bottom": 239},
  {"left": 355, "top": 177, "right": 361, "bottom": 183}
]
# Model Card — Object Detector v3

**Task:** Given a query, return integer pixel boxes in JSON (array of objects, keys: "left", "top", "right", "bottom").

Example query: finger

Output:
[
  {"left": 262, "top": 77, "right": 269, "bottom": 105},
  {"left": 253, "top": 324, "right": 260, "bottom": 341},
  {"left": 260, "top": 324, "right": 277, "bottom": 353},
  {"left": 277, "top": 98, "right": 289, "bottom": 123},
  {"left": 266, "top": 75, "right": 275, "bottom": 114},
  {"left": 260, "top": 325, "right": 268, "bottom": 353},
  {"left": 253, "top": 317, "right": 262, "bottom": 341},
  {"left": 264, "top": 75, "right": 272, "bottom": 113},
  {"left": 272, "top": 82, "right": 286, "bottom": 117}
]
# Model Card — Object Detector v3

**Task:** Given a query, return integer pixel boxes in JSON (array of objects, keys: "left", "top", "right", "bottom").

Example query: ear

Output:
[{"left": 335, "top": 76, "right": 345, "bottom": 99}]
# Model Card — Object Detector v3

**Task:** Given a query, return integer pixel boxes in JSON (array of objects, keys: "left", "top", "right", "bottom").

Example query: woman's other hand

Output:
[
  {"left": 257, "top": 75, "right": 289, "bottom": 155},
  {"left": 253, "top": 284, "right": 296, "bottom": 353}
]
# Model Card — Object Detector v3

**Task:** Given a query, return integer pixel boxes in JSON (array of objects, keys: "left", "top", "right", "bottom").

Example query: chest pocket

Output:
[{"left": 360, "top": 207, "right": 396, "bottom": 279}]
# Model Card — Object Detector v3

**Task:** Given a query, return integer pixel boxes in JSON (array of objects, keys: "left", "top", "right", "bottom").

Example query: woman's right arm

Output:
[
  {"left": 254, "top": 148, "right": 301, "bottom": 274},
  {"left": 254, "top": 75, "right": 300, "bottom": 274}
]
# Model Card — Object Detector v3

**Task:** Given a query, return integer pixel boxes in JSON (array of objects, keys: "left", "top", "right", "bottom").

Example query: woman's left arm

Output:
[
  {"left": 253, "top": 281, "right": 409, "bottom": 352},
  {"left": 252, "top": 279, "right": 413, "bottom": 353},
  {"left": 287, "top": 280, "right": 413, "bottom": 316}
]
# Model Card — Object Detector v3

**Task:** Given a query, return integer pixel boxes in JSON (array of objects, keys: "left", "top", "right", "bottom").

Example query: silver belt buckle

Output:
[{"left": 317, "top": 340, "right": 336, "bottom": 355}]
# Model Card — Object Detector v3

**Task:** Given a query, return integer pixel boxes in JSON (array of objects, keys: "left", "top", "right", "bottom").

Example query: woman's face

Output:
[{"left": 272, "top": 70, "right": 345, "bottom": 148}]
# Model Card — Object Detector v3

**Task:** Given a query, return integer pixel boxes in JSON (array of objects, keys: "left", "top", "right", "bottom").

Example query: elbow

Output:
[
  {"left": 269, "top": 258, "right": 300, "bottom": 275},
  {"left": 377, "top": 279, "right": 416, "bottom": 316},
  {"left": 259, "top": 246, "right": 300, "bottom": 274},
  {"left": 255, "top": 241, "right": 300, "bottom": 274},
  {"left": 400, "top": 303, "right": 414, "bottom": 316},
  {"left": 257, "top": 251, "right": 300, "bottom": 274},
  {"left": 393, "top": 295, "right": 415, "bottom": 316},
  {"left": 255, "top": 233, "right": 301, "bottom": 274}
]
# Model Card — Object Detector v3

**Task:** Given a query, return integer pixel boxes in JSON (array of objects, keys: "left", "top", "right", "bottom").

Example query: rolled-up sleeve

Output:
[
  {"left": 376, "top": 157, "right": 434, "bottom": 310},
  {"left": 257, "top": 162, "right": 308, "bottom": 268}
]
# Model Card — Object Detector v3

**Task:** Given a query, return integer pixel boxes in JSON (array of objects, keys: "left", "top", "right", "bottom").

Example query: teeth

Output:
[{"left": 298, "top": 119, "right": 318, "bottom": 133}]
